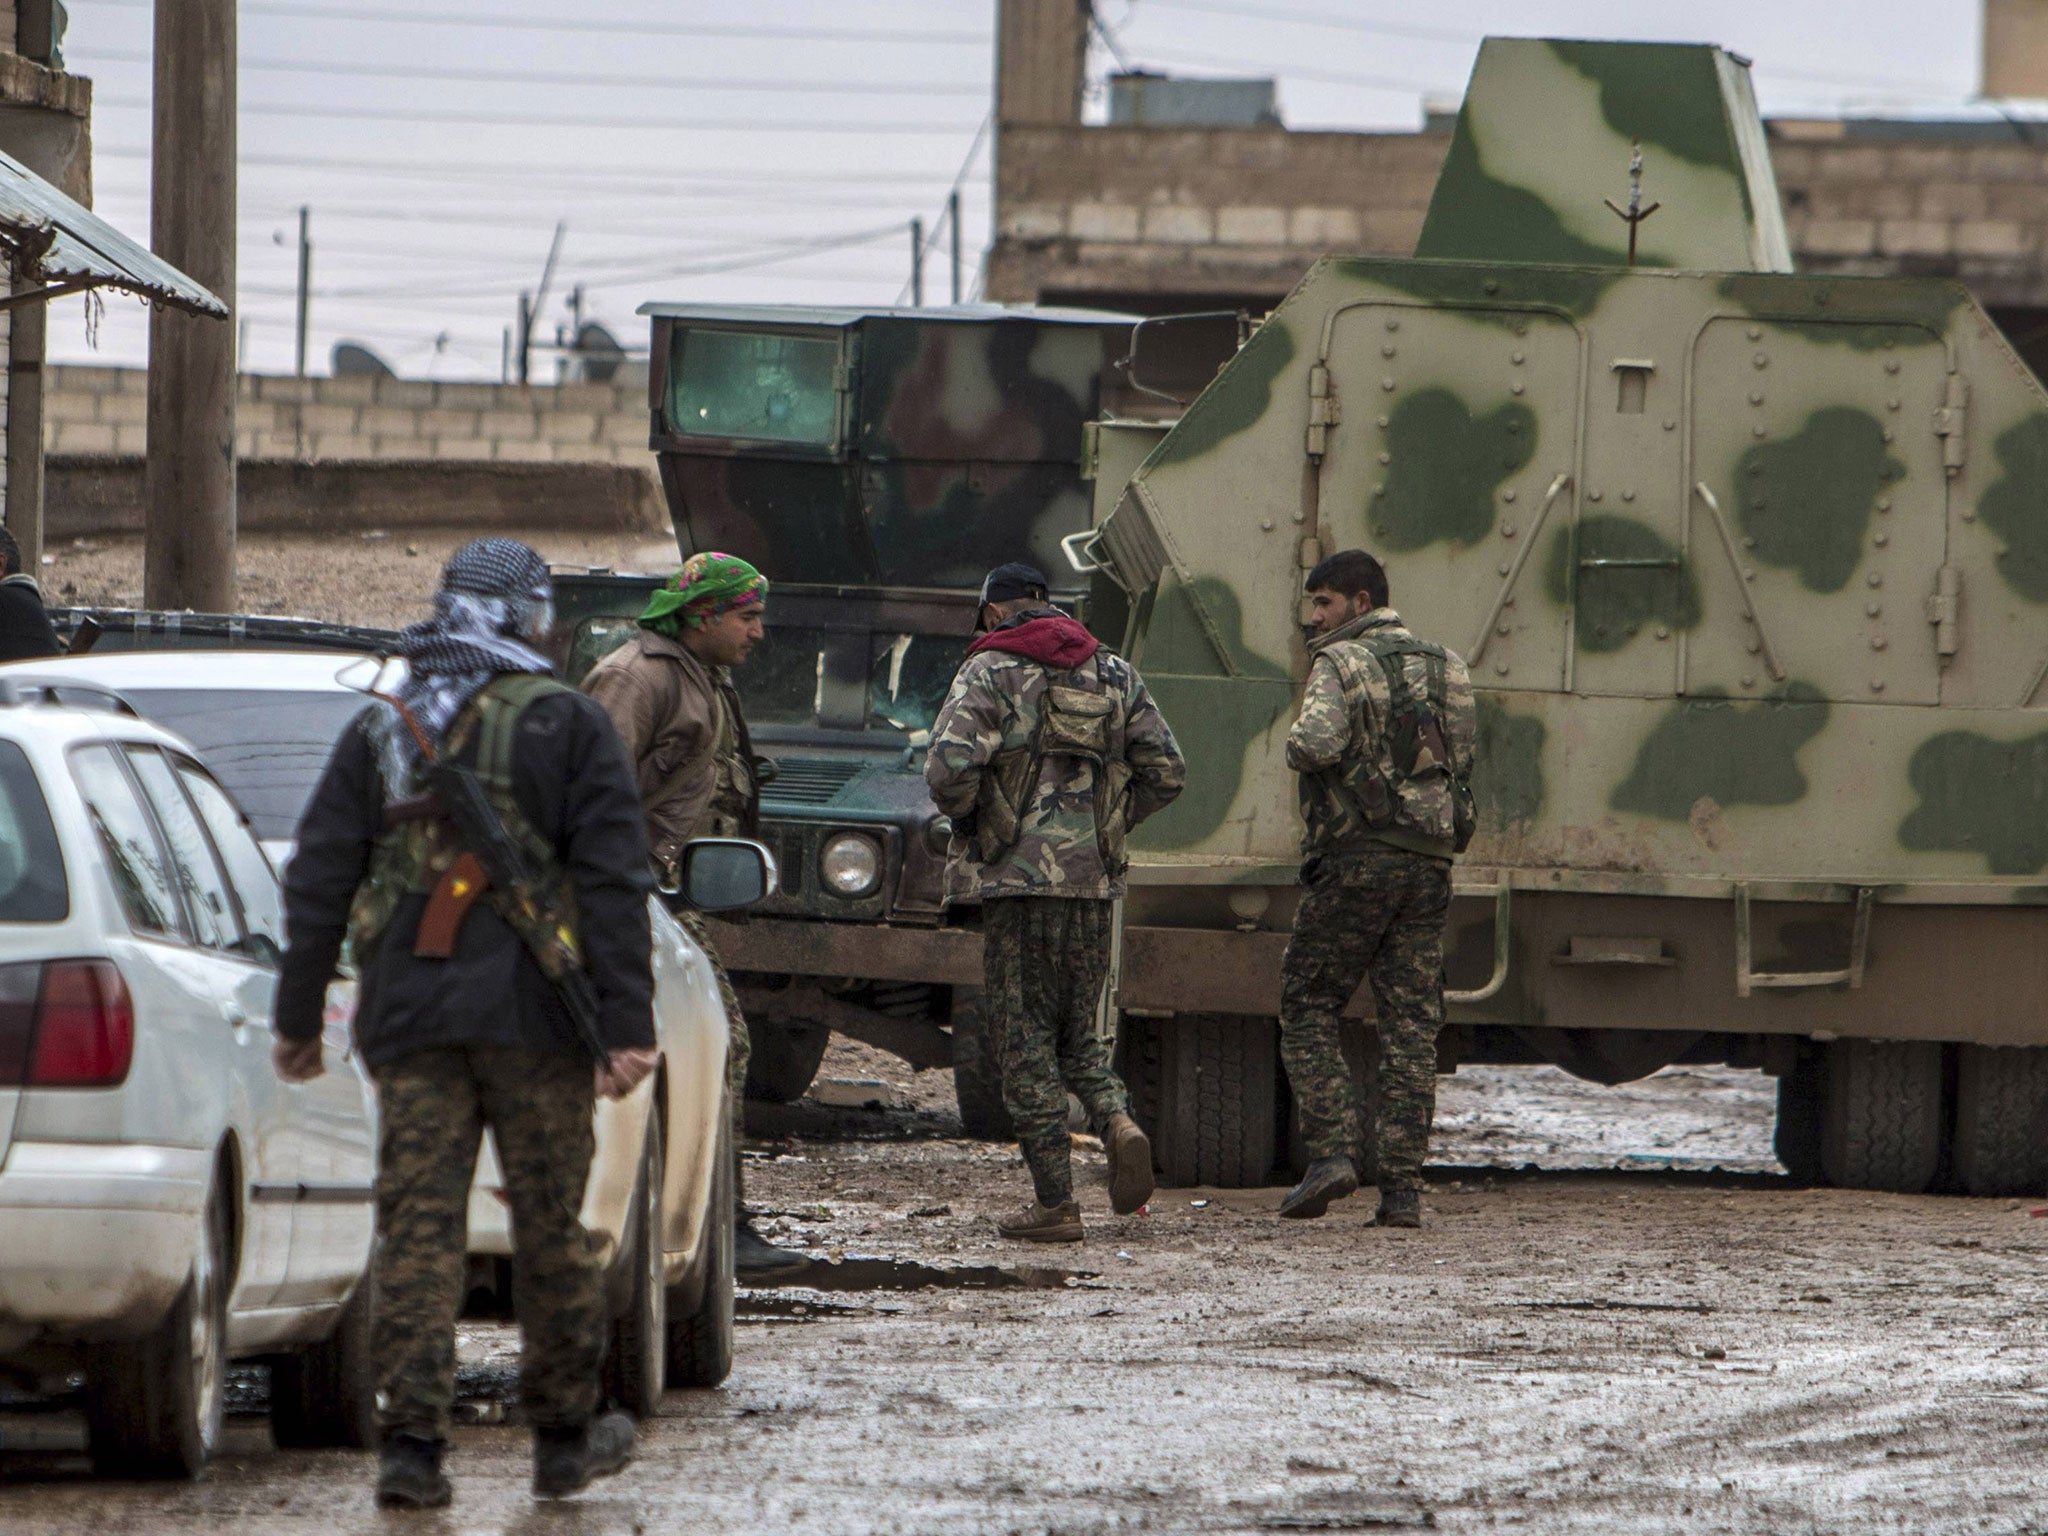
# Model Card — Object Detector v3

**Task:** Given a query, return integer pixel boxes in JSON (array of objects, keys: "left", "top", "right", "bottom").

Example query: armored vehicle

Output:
[
  {"left": 559, "top": 303, "right": 1161, "bottom": 1125},
  {"left": 1079, "top": 37, "right": 2048, "bottom": 1196}
]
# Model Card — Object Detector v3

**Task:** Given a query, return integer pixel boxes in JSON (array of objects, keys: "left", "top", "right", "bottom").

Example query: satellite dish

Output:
[
  {"left": 573, "top": 321, "right": 626, "bottom": 383},
  {"left": 332, "top": 341, "right": 395, "bottom": 378}
]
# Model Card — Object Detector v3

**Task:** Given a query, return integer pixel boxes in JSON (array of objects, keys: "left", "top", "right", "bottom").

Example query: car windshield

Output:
[
  {"left": 111, "top": 688, "right": 370, "bottom": 842},
  {"left": 0, "top": 739, "right": 66, "bottom": 921},
  {"left": 569, "top": 617, "right": 967, "bottom": 737},
  {"left": 667, "top": 328, "right": 839, "bottom": 446}
]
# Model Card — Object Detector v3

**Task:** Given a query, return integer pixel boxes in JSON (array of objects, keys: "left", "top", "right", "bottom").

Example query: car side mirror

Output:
[{"left": 679, "top": 837, "right": 778, "bottom": 912}]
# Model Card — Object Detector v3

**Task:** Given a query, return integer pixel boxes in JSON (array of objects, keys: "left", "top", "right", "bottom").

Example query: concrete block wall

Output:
[{"left": 44, "top": 366, "right": 657, "bottom": 470}]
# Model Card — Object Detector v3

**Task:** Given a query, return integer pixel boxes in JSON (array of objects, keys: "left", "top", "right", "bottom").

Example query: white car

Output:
[
  {"left": 0, "top": 680, "right": 378, "bottom": 1477},
  {"left": 11, "top": 648, "right": 756, "bottom": 1414}
]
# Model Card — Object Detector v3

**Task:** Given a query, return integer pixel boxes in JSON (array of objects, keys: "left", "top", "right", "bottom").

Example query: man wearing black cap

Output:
[{"left": 926, "top": 562, "right": 1186, "bottom": 1242}]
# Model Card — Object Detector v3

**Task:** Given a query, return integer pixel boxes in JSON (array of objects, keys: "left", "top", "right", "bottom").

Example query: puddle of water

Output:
[
  {"left": 791, "top": 1255, "right": 1094, "bottom": 1292},
  {"left": 737, "top": 1294, "right": 865, "bottom": 1322}
]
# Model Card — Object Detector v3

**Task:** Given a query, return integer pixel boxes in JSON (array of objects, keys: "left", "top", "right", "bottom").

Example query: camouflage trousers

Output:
[
  {"left": 371, "top": 1045, "right": 603, "bottom": 1440},
  {"left": 674, "top": 904, "right": 749, "bottom": 1205},
  {"left": 983, "top": 896, "right": 1128, "bottom": 1207},
  {"left": 1278, "top": 846, "right": 1450, "bottom": 1195}
]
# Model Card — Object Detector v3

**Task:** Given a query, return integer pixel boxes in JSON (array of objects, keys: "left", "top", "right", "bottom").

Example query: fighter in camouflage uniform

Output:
[
  {"left": 926, "top": 563, "right": 1186, "bottom": 1243},
  {"left": 581, "top": 551, "right": 807, "bottom": 1282},
  {"left": 1277, "top": 549, "right": 1477, "bottom": 1228},
  {"left": 275, "top": 540, "right": 654, "bottom": 1506}
]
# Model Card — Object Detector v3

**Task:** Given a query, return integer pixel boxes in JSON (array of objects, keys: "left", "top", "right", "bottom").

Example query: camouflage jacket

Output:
[
  {"left": 1288, "top": 607, "right": 1476, "bottom": 863},
  {"left": 926, "top": 615, "right": 1185, "bottom": 902}
]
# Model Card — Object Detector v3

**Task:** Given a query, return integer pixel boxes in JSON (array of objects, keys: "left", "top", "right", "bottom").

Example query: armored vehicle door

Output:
[
  {"left": 1686, "top": 319, "right": 1952, "bottom": 704},
  {"left": 1316, "top": 303, "right": 1582, "bottom": 693}
]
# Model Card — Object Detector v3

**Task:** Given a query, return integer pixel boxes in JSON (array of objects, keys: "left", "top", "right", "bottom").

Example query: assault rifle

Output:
[{"left": 373, "top": 679, "right": 612, "bottom": 1065}]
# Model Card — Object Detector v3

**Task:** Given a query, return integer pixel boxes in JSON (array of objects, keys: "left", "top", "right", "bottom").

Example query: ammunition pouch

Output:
[{"left": 971, "top": 660, "right": 1130, "bottom": 872}]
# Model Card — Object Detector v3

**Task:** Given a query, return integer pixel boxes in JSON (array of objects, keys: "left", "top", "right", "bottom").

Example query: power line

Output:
[
  {"left": 69, "top": 0, "right": 988, "bottom": 45},
  {"left": 95, "top": 94, "right": 982, "bottom": 134},
  {"left": 897, "top": 112, "right": 993, "bottom": 305},
  {"left": 85, "top": 49, "right": 989, "bottom": 97}
]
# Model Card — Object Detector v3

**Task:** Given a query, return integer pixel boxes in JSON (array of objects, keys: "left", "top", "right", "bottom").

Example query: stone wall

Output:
[{"left": 43, "top": 365, "right": 655, "bottom": 469}]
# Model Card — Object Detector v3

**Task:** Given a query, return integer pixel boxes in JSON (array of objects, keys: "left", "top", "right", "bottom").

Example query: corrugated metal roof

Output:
[
  {"left": 0, "top": 148, "right": 226, "bottom": 318},
  {"left": 634, "top": 300, "right": 1137, "bottom": 327}
]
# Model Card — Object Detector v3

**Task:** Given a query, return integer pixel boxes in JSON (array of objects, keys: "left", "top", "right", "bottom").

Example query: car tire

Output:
[
  {"left": 269, "top": 1273, "right": 376, "bottom": 1449},
  {"left": 951, "top": 988, "right": 1013, "bottom": 1141},
  {"left": 745, "top": 1019, "right": 831, "bottom": 1104},
  {"left": 1158, "top": 1014, "right": 1280, "bottom": 1190},
  {"left": 664, "top": 1115, "right": 734, "bottom": 1389},
  {"left": 1951, "top": 1044, "right": 2048, "bottom": 1197},
  {"left": 86, "top": 1175, "right": 230, "bottom": 1479},
  {"left": 603, "top": 1112, "right": 668, "bottom": 1417},
  {"left": 1820, "top": 1038, "right": 1942, "bottom": 1194}
]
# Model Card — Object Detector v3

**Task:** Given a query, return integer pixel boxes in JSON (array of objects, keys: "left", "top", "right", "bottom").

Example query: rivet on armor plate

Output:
[
  {"left": 1378, "top": 451, "right": 1391, "bottom": 465},
  {"left": 1874, "top": 532, "right": 1888, "bottom": 547},
  {"left": 1748, "top": 391, "right": 1763, "bottom": 406},
  {"left": 1512, "top": 351, "right": 1525, "bottom": 365},
  {"left": 1871, "top": 636, "right": 1888, "bottom": 651},
  {"left": 1741, "top": 675, "right": 1756, "bottom": 688},
  {"left": 1664, "top": 419, "right": 1677, "bottom": 431},
  {"left": 1752, "top": 353, "right": 1768, "bottom": 369},
  {"left": 1502, "top": 489, "right": 1517, "bottom": 503},
  {"left": 1622, "top": 489, "right": 1636, "bottom": 502},
  {"left": 1744, "top": 569, "right": 1757, "bottom": 583},
  {"left": 1747, "top": 640, "right": 1761, "bottom": 655},
  {"left": 1884, "top": 359, "right": 1900, "bottom": 374},
  {"left": 1484, "top": 278, "right": 1500, "bottom": 293},
  {"left": 1498, "top": 624, "right": 1512, "bottom": 637},
  {"left": 1752, "top": 425, "right": 1768, "bottom": 438},
  {"left": 1382, "top": 377, "right": 1397, "bottom": 392},
  {"left": 1377, "top": 415, "right": 1389, "bottom": 428},
  {"left": 1498, "top": 563, "right": 1511, "bottom": 576},
  {"left": 1372, "top": 483, "right": 1384, "bottom": 497},
  {"left": 1385, "top": 318, "right": 1399, "bottom": 332},
  {"left": 1260, "top": 519, "right": 1274, "bottom": 531},
  {"left": 1887, "top": 399, "right": 1901, "bottom": 412},
  {"left": 1877, "top": 499, "right": 1891, "bottom": 513},
  {"left": 1502, "top": 525, "right": 1517, "bottom": 539},
  {"left": 1747, "top": 327, "right": 1762, "bottom": 341},
  {"left": 1871, "top": 679, "right": 1886, "bottom": 692},
  {"left": 1655, "top": 625, "right": 1669, "bottom": 640},
  {"left": 1587, "top": 489, "right": 1602, "bottom": 502},
  {"left": 1867, "top": 602, "right": 1881, "bottom": 617},
  {"left": 1496, "top": 662, "right": 1511, "bottom": 676},
  {"left": 1868, "top": 572, "right": 1884, "bottom": 588},
  {"left": 1882, "top": 429, "right": 1894, "bottom": 442},
  {"left": 1511, "top": 382, "right": 1525, "bottom": 395},
  {"left": 1742, "top": 536, "right": 1756, "bottom": 548},
  {"left": 1382, "top": 345, "right": 1397, "bottom": 359}
]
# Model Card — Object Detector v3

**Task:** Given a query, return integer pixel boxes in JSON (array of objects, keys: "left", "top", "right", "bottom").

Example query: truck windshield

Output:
[{"left": 668, "top": 328, "right": 838, "bottom": 446}]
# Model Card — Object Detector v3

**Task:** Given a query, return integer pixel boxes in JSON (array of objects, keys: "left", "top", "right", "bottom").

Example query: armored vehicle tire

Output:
[
  {"left": 1819, "top": 1039, "right": 1943, "bottom": 1194},
  {"left": 86, "top": 1176, "right": 229, "bottom": 1478},
  {"left": 604, "top": 1115, "right": 667, "bottom": 1416},
  {"left": 1116, "top": 1015, "right": 1166, "bottom": 1170},
  {"left": 1773, "top": 1052, "right": 1827, "bottom": 1186},
  {"left": 951, "top": 989, "right": 1014, "bottom": 1141},
  {"left": 269, "top": 1276, "right": 376, "bottom": 1448},
  {"left": 746, "top": 1019, "right": 831, "bottom": 1104},
  {"left": 1158, "top": 1014, "right": 1280, "bottom": 1189},
  {"left": 1951, "top": 1044, "right": 2048, "bottom": 1198},
  {"left": 665, "top": 1117, "right": 735, "bottom": 1389}
]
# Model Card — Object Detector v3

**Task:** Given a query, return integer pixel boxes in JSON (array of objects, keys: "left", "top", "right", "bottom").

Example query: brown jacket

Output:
[{"left": 582, "top": 628, "right": 750, "bottom": 869}]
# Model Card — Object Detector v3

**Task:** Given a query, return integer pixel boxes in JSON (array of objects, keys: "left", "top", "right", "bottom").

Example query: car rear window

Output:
[
  {"left": 110, "top": 688, "right": 371, "bottom": 842},
  {"left": 0, "top": 739, "right": 66, "bottom": 922}
]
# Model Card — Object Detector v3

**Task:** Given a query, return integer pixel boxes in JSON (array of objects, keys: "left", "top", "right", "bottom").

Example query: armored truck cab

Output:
[
  {"left": 567, "top": 304, "right": 1149, "bottom": 1123},
  {"left": 1083, "top": 38, "right": 2048, "bottom": 1197}
]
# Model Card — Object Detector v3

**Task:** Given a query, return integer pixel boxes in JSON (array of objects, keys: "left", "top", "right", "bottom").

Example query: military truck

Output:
[
  {"left": 1077, "top": 37, "right": 2048, "bottom": 1198},
  {"left": 556, "top": 304, "right": 1170, "bottom": 1127}
]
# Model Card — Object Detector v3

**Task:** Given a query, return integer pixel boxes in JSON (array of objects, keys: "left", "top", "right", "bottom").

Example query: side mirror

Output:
[{"left": 679, "top": 837, "right": 779, "bottom": 913}]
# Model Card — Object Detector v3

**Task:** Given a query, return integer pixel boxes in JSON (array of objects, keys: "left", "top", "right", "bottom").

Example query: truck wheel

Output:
[
  {"left": 87, "top": 1177, "right": 230, "bottom": 1478},
  {"left": 1158, "top": 1014, "right": 1279, "bottom": 1189},
  {"left": 1819, "top": 1039, "right": 1942, "bottom": 1194},
  {"left": 270, "top": 1275, "right": 376, "bottom": 1448},
  {"left": 1116, "top": 1014, "right": 1165, "bottom": 1169},
  {"left": 664, "top": 1116, "right": 734, "bottom": 1389},
  {"left": 1773, "top": 1049, "right": 1826, "bottom": 1185},
  {"left": 1951, "top": 1044, "right": 2048, "bottom": 1197},
  {"left": 745, "top": 1020, "right": 830, "bottom": 1104},
  {"left": 604, "top": 1114, "right": 667, "bottom": 1416},
  {"left": 951, "top": 988, "right": 1013, "bottom": 1141}
]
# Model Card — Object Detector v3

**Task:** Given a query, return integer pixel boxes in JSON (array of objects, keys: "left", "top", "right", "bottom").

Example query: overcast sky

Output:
[{"left": 55, "top": 0, "right": 1991, "bottom": 380}]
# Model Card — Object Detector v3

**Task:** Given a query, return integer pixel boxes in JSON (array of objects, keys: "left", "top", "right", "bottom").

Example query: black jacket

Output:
[
  {"left": 275, "top": 686, "right": 656, "bottom": 1068},
  {"left": 0, "top": 576, "right": 60, "bottom": 662}
]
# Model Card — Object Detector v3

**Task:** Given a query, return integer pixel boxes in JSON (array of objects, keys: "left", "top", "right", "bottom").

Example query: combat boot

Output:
[
  {"left": 532, "top": 1410, "right": 637, "bottom": 1499},
  {"left": 375, "top": 1431, "right": 452, "bottom": 1509},
  {"left": 1103, "top": 1112, "right": 1155, "bottom": 1215},
  {"left": 735, "top": 1216, "right": 811, "bottom": 1283},
  {"left": 995, "top": 1198, "right": 1084, "bottom": 1243},
  {"left": 1278, "top": 1156, "right": 1359, "bottom": 1220},
  {"left": 1375, "top": 1189, "right": 1422, "bottom": 1228}
]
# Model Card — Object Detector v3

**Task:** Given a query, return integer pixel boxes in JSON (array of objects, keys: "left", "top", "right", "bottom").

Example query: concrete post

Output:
[
  {"left": 995, "top": 0, "right": 1089, "bottom": 126},
  {"left": 146, "top": 0, "right": 236, "bottom": 612},
  {"left": 7, "top": 282, "right": 45, "bottom": 576}
]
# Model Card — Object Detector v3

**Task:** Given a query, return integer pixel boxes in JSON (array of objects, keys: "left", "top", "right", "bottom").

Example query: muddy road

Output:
[{"left": 4, "top": 1050, "right": 2045, "bottom": 1534}]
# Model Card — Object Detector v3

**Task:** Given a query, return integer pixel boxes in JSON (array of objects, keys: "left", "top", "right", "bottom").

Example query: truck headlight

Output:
[{"left": 819, "top": 832, "right": 882, "bottom": 898}]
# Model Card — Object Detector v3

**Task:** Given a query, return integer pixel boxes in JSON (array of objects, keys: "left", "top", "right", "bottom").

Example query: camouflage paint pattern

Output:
[
  {"left": 982, "top": 896, "right": 1126, "bottom": 1207},
  {"left": 1279, "top": 849, "right": 1450, "bottom": 1193},
  {"left": 373, "top": 1045, "right": 605, "bottom": 1441}
]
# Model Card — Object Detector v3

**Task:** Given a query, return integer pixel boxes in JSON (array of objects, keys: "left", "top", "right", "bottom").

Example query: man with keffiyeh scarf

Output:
[
  {"left": 273, "top": 539, "right": 656, "bottom": 1507},
  {"left": 582, "top": 550, "right": 808, "bottom": 1282}
]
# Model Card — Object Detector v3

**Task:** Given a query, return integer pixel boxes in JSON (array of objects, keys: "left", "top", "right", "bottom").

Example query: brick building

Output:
[{"left": 987, "top": 0, "right": 2048, "bottom": 377}]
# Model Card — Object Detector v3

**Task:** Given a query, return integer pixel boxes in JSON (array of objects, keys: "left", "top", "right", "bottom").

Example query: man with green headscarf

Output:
[{"left": 583, "top": 551, "right": 806, "bottom": 1281}]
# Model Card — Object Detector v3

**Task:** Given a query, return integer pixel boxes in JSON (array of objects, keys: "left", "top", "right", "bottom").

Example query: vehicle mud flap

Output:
[
  {"left": 1820, "top": 1039, "right": 1943, "bottom": 1194},
  {"left": 1114, "top": 1014, "right": 1165, "bottom": 1172},
  {"left": 1950, "top": 1044, "right": 2048, "bottom": 1197},
  {"left": 950, "top": 987, "right": 1013, "bottom": 1141},
  {"left": 1772, "top": 1046, "right": 1826, "bottom": 1185},
  {"left": 746, "top": 1018, "right": 831, "bottom": 1104},
  {"left": 1158, "top": 1013, "right": 1280, "bottom": 1189},
  {"left": 1284, "top": 1023, "right": 1378, "bottom": 1185}
]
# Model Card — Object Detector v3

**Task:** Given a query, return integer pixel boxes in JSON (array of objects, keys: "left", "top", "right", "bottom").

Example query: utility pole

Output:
[
  {"left": 294, "top": 205, "right": 311, "bottom": 377},
  {"left": 146, "top": 0, "right": 236, "bottom": 612},
  {"left": 6, "top": 2, "right": 57, "bottom": 574},
  {"left": 909, "top": 217, "right": 925, "bottom": 307},
  {"left": 947, "top": 190, "right": 963, "bottom": 305},
  {"left": 518, "top": 221, "right": 566, "bottom": 386}
]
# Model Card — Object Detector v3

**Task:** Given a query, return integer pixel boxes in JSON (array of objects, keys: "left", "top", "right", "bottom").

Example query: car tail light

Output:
[{"left": 27, "top": 961, "right": 134, "bottom": 1087}]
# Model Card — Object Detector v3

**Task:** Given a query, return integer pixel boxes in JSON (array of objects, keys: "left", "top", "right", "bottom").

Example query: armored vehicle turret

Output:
[{"left": 1081, "top": 38, "right": 2048, "bottom": 1196}]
